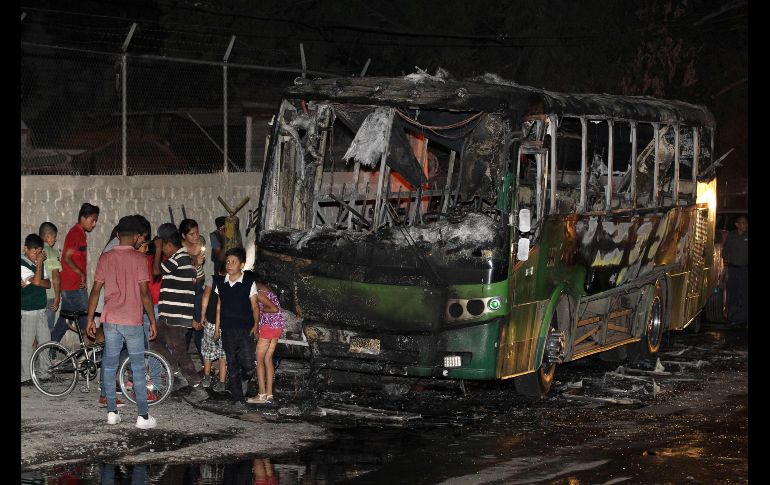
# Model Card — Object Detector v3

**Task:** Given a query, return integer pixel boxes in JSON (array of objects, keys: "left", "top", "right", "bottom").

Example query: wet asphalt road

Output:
[{"left": 23, "top": 323, "right": 748, "bottom": 484}]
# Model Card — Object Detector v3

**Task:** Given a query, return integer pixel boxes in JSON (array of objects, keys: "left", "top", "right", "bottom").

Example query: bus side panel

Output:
[
  {"left": 665, "top": 272, "right": 689, "bottom": 330},
  {"left": 497, "top": 301, "right": 548, "bottom": 378}
]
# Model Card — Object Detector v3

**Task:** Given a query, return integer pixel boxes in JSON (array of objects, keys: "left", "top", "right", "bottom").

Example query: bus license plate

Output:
[{"left": 349, "top": 337, "right": 381, "bottom": 355}]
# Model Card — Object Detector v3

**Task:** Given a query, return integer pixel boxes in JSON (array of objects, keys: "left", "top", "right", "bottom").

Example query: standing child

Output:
[
  {"left": 21, "top": 234, "right": 51, "bottom": 384},
  {"left": 213, "top": 248, "right": 277, "bottom": 408},
  {"left": 38, "top": 222, "right": 61, "bottom": 333},
  {"left": 247, "top": 276, "right": 284, "bottom": 404},
  {"left": 199, "top": 266, "right": 226, "bottom": 391}
]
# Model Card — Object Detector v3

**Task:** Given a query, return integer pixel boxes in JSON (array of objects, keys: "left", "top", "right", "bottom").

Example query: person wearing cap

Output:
[
  {"left": 152, "top": 223, "right": 207, "bottom": 401},
  {"left": 210, "top": 215, "right": 242, "bottom": 275},
  {"left": 210, "top": 216, "right": 228, "bottom": 275},
  {"left": 86, "top": 215, "right": 158, "bottom": 429}
]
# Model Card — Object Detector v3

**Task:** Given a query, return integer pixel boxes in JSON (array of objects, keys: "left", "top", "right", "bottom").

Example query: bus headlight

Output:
[
  {"left": 445, "top": 296, "right": 504, "bottom": 321},
  {"left": 444, "top": 355, "right": 462, "bottom": 368}
]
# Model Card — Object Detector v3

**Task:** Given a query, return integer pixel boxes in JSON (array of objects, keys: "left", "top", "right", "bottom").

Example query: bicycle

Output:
[{"left": 29, "top": 310, "right": 174, "bottom": 406}]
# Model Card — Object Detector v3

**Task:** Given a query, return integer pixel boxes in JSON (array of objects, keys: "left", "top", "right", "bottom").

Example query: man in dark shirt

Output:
[
  {"left": 209, "top": 215, "right": 243, "bottom": 275},
  {"left": 722, "top": 215, "right": 748, "bottom": 326}
]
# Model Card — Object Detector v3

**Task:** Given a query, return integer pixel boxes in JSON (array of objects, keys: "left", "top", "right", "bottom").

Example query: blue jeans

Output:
[
  {"left": 102, "top": 323, "right": 148, "bottom": 415},
  {"left": 100, "top": 305, "right": 157, "bottom": 398},
  {"left": 51, "top": 289, "right": 88, "bottom": 342}
]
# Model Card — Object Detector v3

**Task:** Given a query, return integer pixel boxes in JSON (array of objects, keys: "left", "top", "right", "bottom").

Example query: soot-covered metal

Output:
[{"left": 254, "top": 70, "right": 716, "bottom": 379}]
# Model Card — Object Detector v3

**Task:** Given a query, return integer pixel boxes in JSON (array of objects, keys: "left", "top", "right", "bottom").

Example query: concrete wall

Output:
[{"left": 21, "top": 172, "right": 263, "bottom": 281}]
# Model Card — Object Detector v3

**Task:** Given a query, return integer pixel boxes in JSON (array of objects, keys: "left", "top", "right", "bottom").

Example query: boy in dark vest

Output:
[
  {"left": 21, "top": 234, "right": 51, "bottom": 384},
  {"left": 213, "top": 247, "right": 258, "bottom": 409}
]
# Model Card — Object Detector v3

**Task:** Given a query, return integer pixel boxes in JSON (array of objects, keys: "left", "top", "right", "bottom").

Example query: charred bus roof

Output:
[{"left": 286, "top": 74, "right": 715, "bottom": 128}]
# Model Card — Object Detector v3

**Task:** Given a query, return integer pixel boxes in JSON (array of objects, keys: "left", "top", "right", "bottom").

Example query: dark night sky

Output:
[{"left": 20, "top": 0, "right": 748, "bottom": 207}]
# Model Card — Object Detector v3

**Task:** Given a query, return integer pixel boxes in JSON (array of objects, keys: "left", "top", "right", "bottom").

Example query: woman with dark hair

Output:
[{"left": 179, "top": 218, "right": 207, "bottom": 361}]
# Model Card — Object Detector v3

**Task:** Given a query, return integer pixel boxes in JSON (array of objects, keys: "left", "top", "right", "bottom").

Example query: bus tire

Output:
[
  {"left": 514, "top": 360, "right": 556, "bottom": 397},
  {"left": 628, "top": 284, "right": 665, "bottom": 363}
]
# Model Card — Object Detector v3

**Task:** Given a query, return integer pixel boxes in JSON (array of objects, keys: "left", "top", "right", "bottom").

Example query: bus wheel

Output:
[
  {"left": 629, "top": 286, "right": 665, "bottom": 362},
  {"left": 514, "top": 360, "right": 556, "bottom": 397}
]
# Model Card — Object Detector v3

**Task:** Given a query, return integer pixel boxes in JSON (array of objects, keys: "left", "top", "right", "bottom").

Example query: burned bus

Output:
[{"left": 254, "top": 72, "right": 719, "bottom": 396}]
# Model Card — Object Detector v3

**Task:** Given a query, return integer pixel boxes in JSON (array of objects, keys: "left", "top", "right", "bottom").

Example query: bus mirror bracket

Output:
[
  {"left": 517, "top": 237, "right": 530, "bottom": 261},
  {"left": 518, "top": 208, "right": 531, "bottom": 233}
]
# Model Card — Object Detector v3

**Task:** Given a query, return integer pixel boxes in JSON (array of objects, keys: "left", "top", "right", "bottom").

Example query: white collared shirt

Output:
[{"left": 214, "top": 271, "right": 257, "bottom": 297}]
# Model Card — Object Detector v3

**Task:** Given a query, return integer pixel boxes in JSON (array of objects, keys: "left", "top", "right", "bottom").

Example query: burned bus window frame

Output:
[
  {"left": 677, "top": 124, "right": 695, "bottom": 205},
  {"left": 632, "top": 122, "right": 655, "bottom": 209},
  {"left": 585, "top": 118, "right": 610, "bottom": 213},
  {"left": 610, "top": 120, "right": 633, "bottom": 211},
  {"left": 263, "top": 101, "right": 497, "bottom": 233},
  {"left": 516, "top": 116, "right": 547, "bottom": 233},
  {"left": 255, "top": 75, "right": 719, "bottom": 389},
  {"left": 554, "top": 116, "right": 582, "bottom": 214}
]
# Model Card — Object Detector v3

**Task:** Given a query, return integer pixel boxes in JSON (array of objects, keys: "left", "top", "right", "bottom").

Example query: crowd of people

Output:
[{"left": 21, "top": 203, "right": 286, "bottom": 428}]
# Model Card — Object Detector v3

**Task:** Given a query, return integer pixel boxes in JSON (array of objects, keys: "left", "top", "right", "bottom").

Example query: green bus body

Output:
[{"left": 255, "top": 74, "right": 718, "bottom": 386}]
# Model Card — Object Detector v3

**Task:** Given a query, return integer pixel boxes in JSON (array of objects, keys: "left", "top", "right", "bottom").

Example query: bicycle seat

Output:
[{"left": 60, "top": 310, "right": 89, "bottom": 320}]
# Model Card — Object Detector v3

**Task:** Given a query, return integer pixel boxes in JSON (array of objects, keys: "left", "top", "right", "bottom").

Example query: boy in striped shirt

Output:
[{"left": 152, "top": 223, "right": 203, "bottom": 396}]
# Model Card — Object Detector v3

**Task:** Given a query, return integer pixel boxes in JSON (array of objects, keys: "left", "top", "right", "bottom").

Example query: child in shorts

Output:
[
  {"left": 199, "top": 267, "right": 226, "bottom": 391},
  {"left": 214, "top": 248, "right": 279, "bottom": 406},
  {"left": 247, "top": 276, "right": 285, "bottom": 404}
]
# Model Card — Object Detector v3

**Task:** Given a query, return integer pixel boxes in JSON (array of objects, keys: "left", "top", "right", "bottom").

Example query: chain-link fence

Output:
[{"left": 20, "top": 10, "right": 330, "bottom": 176}]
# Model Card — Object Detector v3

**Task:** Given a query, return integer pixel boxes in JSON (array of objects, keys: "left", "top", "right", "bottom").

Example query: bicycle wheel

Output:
[
  {"left": 118, "top": 350, "right": 173, "bottom": 406},
  {"left": 30, "top": 342, "right": 78, "bottom": 397}
]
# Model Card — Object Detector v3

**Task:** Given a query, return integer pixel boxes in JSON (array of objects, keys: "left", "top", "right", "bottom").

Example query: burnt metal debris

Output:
[{"left": 253, "top": 68, "right": 719, "bottom": 387}]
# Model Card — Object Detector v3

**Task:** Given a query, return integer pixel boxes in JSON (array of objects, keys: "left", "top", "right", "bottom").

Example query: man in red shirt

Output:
[{"left": 51, "top": 203, "right": 99, "bottom": 342}]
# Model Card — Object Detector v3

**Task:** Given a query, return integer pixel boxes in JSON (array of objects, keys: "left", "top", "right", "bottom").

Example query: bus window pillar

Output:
[
  {"left": 580, "top": 117, "right": 588, "bottom": 213},
  {"left": 674, "top": 123, "right": 680, "bottom": 205},
  {"left": 606, "top": 120, "right": 614, "bottom": 210},
  {"left": 549, "top": 115, "right": 558, "bottom": 214},
  {"left": 692, "top": 127, "right": 700, "bottom": 200},
  {"left": 653, "top": 123, "right": 660, "bottom": 206},
  {"left": 630, "top": 121, "right": 638, "bottom": 209}
]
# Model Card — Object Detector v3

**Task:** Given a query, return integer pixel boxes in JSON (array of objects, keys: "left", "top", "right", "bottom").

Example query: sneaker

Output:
[
  {"left": 146, "top": 390, "right": 159, "bottom": 402},
  {"left": 246, "top": 393, "right": 267, "bottom": 404},
  {"left": 232, "top": 401, "right": 246, "bottom": 412},
  {"left": 265, "top": 394, "right": 274, "bottom": 404},
  {"left": 107, "top": 411, "right": 121, "bottom": 425},
  {"left": 187, "top": 388, "right": 209, "bottom": 403},
  {"left": 135, "top": 415, "right": 157, "bottom": 429},
  {"left": 212, "top": 380, "right": 227, "bottom": 393},
  {"left": 172, "top": 373, "right": 190, "bottom": 390},
  {"left": 201, "top": 375, "right": 212, "bottom": 388},
  {"left": 99, "top": 395, "right": 126, "bottom": 408}
]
